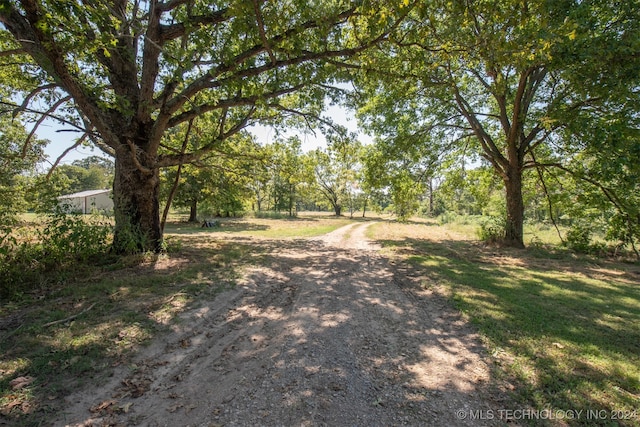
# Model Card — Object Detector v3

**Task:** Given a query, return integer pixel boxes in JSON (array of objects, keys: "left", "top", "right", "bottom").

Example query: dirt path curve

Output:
[{"left": 57, "top": 222, "right": 508, "bottom": 427}]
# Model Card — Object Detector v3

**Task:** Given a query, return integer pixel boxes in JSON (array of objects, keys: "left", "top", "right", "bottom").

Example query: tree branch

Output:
[
  {"left": 530, "top": 151, "right": 564, "bottom": 244},
  {"left": 43, "top": 303, "right": 96, "bottom": 327},
  {"left": 156, "top": 109, "right": 255, "bottom": 168},
  {"left": 0, "top": 48, "right": 25, "bottom": 57},
  {"left": 22, "top": 95, "right": 71, "bottom": 157},
  {"left": 158, "top": 8, "right": 229, "bottom": 41},
  {"left": 162, "top": 3, "right": 409, "bottom": 118},
  {"left": 165, "top": 83, "right": 305, "bottom": 129},
  {"left": 14, "top": 83, "right": 60, "bottom": 118},
  {"left": 253, "top": 0, "right": 276, "bottom": 65},
  {"left": 161, "top": 118, "right": 194, "bottom": 231},
  {"left": 45, "top": 134, "right": 87, "bottom": 178},
  {"left": 451, "top": 77, "right": 508, "bottom": 175},
  {"left": 537, "top": 162, "right": 628, "bottom": 214}
]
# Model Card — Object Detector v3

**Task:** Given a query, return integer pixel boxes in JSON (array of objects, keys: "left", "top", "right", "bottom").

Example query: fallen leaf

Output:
[
  {"left": 121, "top": 377, "right": 151, "bottom": 397},
  {"left": 167, "top": 403, "right": 183, "bottom": 413},
  {"left": 1, "top": 398, "right": 22, "bottom": 414},
  {"left": 9, "top": 376, "right": 35, "bottom": 390},
  {"left": 90, "top": 399, "right": 117, "bottom": 413}
]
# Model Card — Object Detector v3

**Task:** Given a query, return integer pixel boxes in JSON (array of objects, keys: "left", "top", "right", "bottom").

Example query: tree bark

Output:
[
  {"left": 288, "top": 184, "right": 295, "bottom": 217},
  {"left": 112, "top": 146, "right": 163, "bottom": 253},
  {"left": 428, "top": 178, "right": 434, "bottom": 215},
  {"left": 189, "top": 200, "right": 198, "bottom": 222},
  {"left": 503, "top": 167, "right": 525, "bottom": 248}
]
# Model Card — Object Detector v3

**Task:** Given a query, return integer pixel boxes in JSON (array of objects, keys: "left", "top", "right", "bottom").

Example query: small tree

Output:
[{"left": 310, "top": 137, "right": 362, "bottom": 217}]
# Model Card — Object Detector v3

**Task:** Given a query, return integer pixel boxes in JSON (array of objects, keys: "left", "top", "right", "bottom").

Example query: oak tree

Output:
[
  {"left": 0, "top": 0, "right": 410, "bottom": 252},
  {"left": 354, "top": 0, "right": 640, "bottom": 247}
]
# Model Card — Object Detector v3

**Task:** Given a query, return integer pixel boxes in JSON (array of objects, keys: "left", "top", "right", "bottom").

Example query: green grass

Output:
[{"left": 370, "top": 221, "right": 640, "bottom": 426}]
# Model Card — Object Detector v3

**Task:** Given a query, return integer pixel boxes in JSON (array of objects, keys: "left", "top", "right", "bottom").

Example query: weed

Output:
[{"left": 0, "top": 209, "right": 112, "bottom": 299}]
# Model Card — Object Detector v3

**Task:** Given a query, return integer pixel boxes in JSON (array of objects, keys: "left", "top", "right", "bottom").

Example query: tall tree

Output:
[
  {"left": 0, "top": 0, "right": 410, "bottom": 252},
  {"left": 311, "top": 136, "right": 362, "bottom": 217},
  {"left": 160, "top": 130, "right": 258, "bottom": 222},
  {"left": 362, "top": 133, "right": 437, "bottom": 220},
  {"left": 0, "top": 115, "right": 46, "bottom": 223},
  {"left": 72, "top": 156, "right": 115, "bottom": 175},
  {"left": 267, "top": 137, "right": 305, "bottom": 216},
  {"left": 355, "top": 0, "right": 640, "bottom": 247},
  {"left": 52, "top": 163, "right": 111, "bottom": 193}
]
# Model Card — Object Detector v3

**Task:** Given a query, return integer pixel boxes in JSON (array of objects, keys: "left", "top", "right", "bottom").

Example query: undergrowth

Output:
[{"left": 0, "top": 208, "right": 112, "bottom": 299}]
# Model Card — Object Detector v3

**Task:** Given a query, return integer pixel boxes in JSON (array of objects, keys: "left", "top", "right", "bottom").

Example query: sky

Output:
[{"left": 38, "top": 104, "right": 370, "bottom": 167}]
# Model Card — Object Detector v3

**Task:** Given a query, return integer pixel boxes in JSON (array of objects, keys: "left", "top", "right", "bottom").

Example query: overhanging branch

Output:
[
  {"left": 23, "top": 95, "right": 71, "bottom": 157},
  {"left": 45, "top": 134, "right": 87, "bottom": 178}
]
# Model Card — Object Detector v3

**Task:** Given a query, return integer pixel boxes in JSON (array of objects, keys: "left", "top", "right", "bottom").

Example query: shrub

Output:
[
  {"left": 253, "top": 211, "right": 292, "bottom": 219},
  {"left": 41, "top": 206, "right": 112, "bottom": 263},
  {"left": 437, "top": 211, "right": 459, "bottom": 225},
  {"left": 564, "top": 225, "right": 593, "bottom": 254},
  {"left": 477, "top": 216, "right": 505, "bottom": 244},
  {"left": 0, "top": 209, "right": 112, "bottom": 299}
]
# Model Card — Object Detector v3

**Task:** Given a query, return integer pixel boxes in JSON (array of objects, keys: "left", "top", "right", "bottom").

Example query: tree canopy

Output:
[
  {"left": 353, "top": 0, "right": 640, "bottom": 247},
  {"left": 1, "top": 0, "right": 638, "bottom": 253},
  {"left": 0, "top": 0, "right": 411, "bottom": 252}
]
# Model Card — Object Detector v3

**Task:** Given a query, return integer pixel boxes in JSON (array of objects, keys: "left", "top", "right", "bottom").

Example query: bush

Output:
[
  {"left": 477, "top": 216, "right": 506, "bottom": 244},
  {"left": 42, "top": 206, "right": 112, "bottom": 263},
  {"left": 0, "top": 209, "right": 112, "bottom": 298},
  {"left": 437, "top": 211, "right": 459, "bottom": 225},
  {"left": 253, "top": 210, "right": 293, "bottom": 219},
  {"left": 563, "top": 224, "right": 612, "bottom": 256},
  {"left": 605, "top": 213, "right": 640, "bottom": 258},
  {"left": 564, "top": 225, "right": 593, "bottom": 254}
]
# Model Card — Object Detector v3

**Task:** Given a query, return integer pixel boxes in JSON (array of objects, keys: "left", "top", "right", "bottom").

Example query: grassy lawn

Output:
[
  {"left": 369, "top": 219, "right": 640, "bottom": 426},
  {"left": 164, "top": 211, "right": 354, "bottom": 239}
]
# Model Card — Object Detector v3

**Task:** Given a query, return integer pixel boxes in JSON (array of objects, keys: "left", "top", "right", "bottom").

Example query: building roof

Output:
[{"left": 59, "top": 189, "right": 111, "bottom": 199}]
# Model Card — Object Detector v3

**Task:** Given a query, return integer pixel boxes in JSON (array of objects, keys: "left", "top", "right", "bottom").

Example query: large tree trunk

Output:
[
  {"left": 503, "top": 167, "right": 525, "bottom": 248},
  {"left": 112, "top": 147, "right": 163, "bottom": 254}
]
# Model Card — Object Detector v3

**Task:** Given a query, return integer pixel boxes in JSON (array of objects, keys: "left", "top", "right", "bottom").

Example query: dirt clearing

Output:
[{"left": 56, "top": 222, "right": 509, "bottom": 426}]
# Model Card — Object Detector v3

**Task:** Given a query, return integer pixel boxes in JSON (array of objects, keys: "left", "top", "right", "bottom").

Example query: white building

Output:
[{"left": 58, "top": 189, "right": 113, "bottom": 214}]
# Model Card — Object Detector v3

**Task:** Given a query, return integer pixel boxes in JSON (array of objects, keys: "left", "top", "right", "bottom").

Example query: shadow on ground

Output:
[
  {"left": 50, "top": 237, "right": 510, "bottom": 426},
  {"left": 378, "top": 235, "right": 640, "bottom": 423}
]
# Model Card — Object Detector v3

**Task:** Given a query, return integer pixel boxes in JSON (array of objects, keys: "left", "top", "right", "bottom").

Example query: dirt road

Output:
[{"left": 57, "top": 222, "right": 507, "bottom": 426}]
